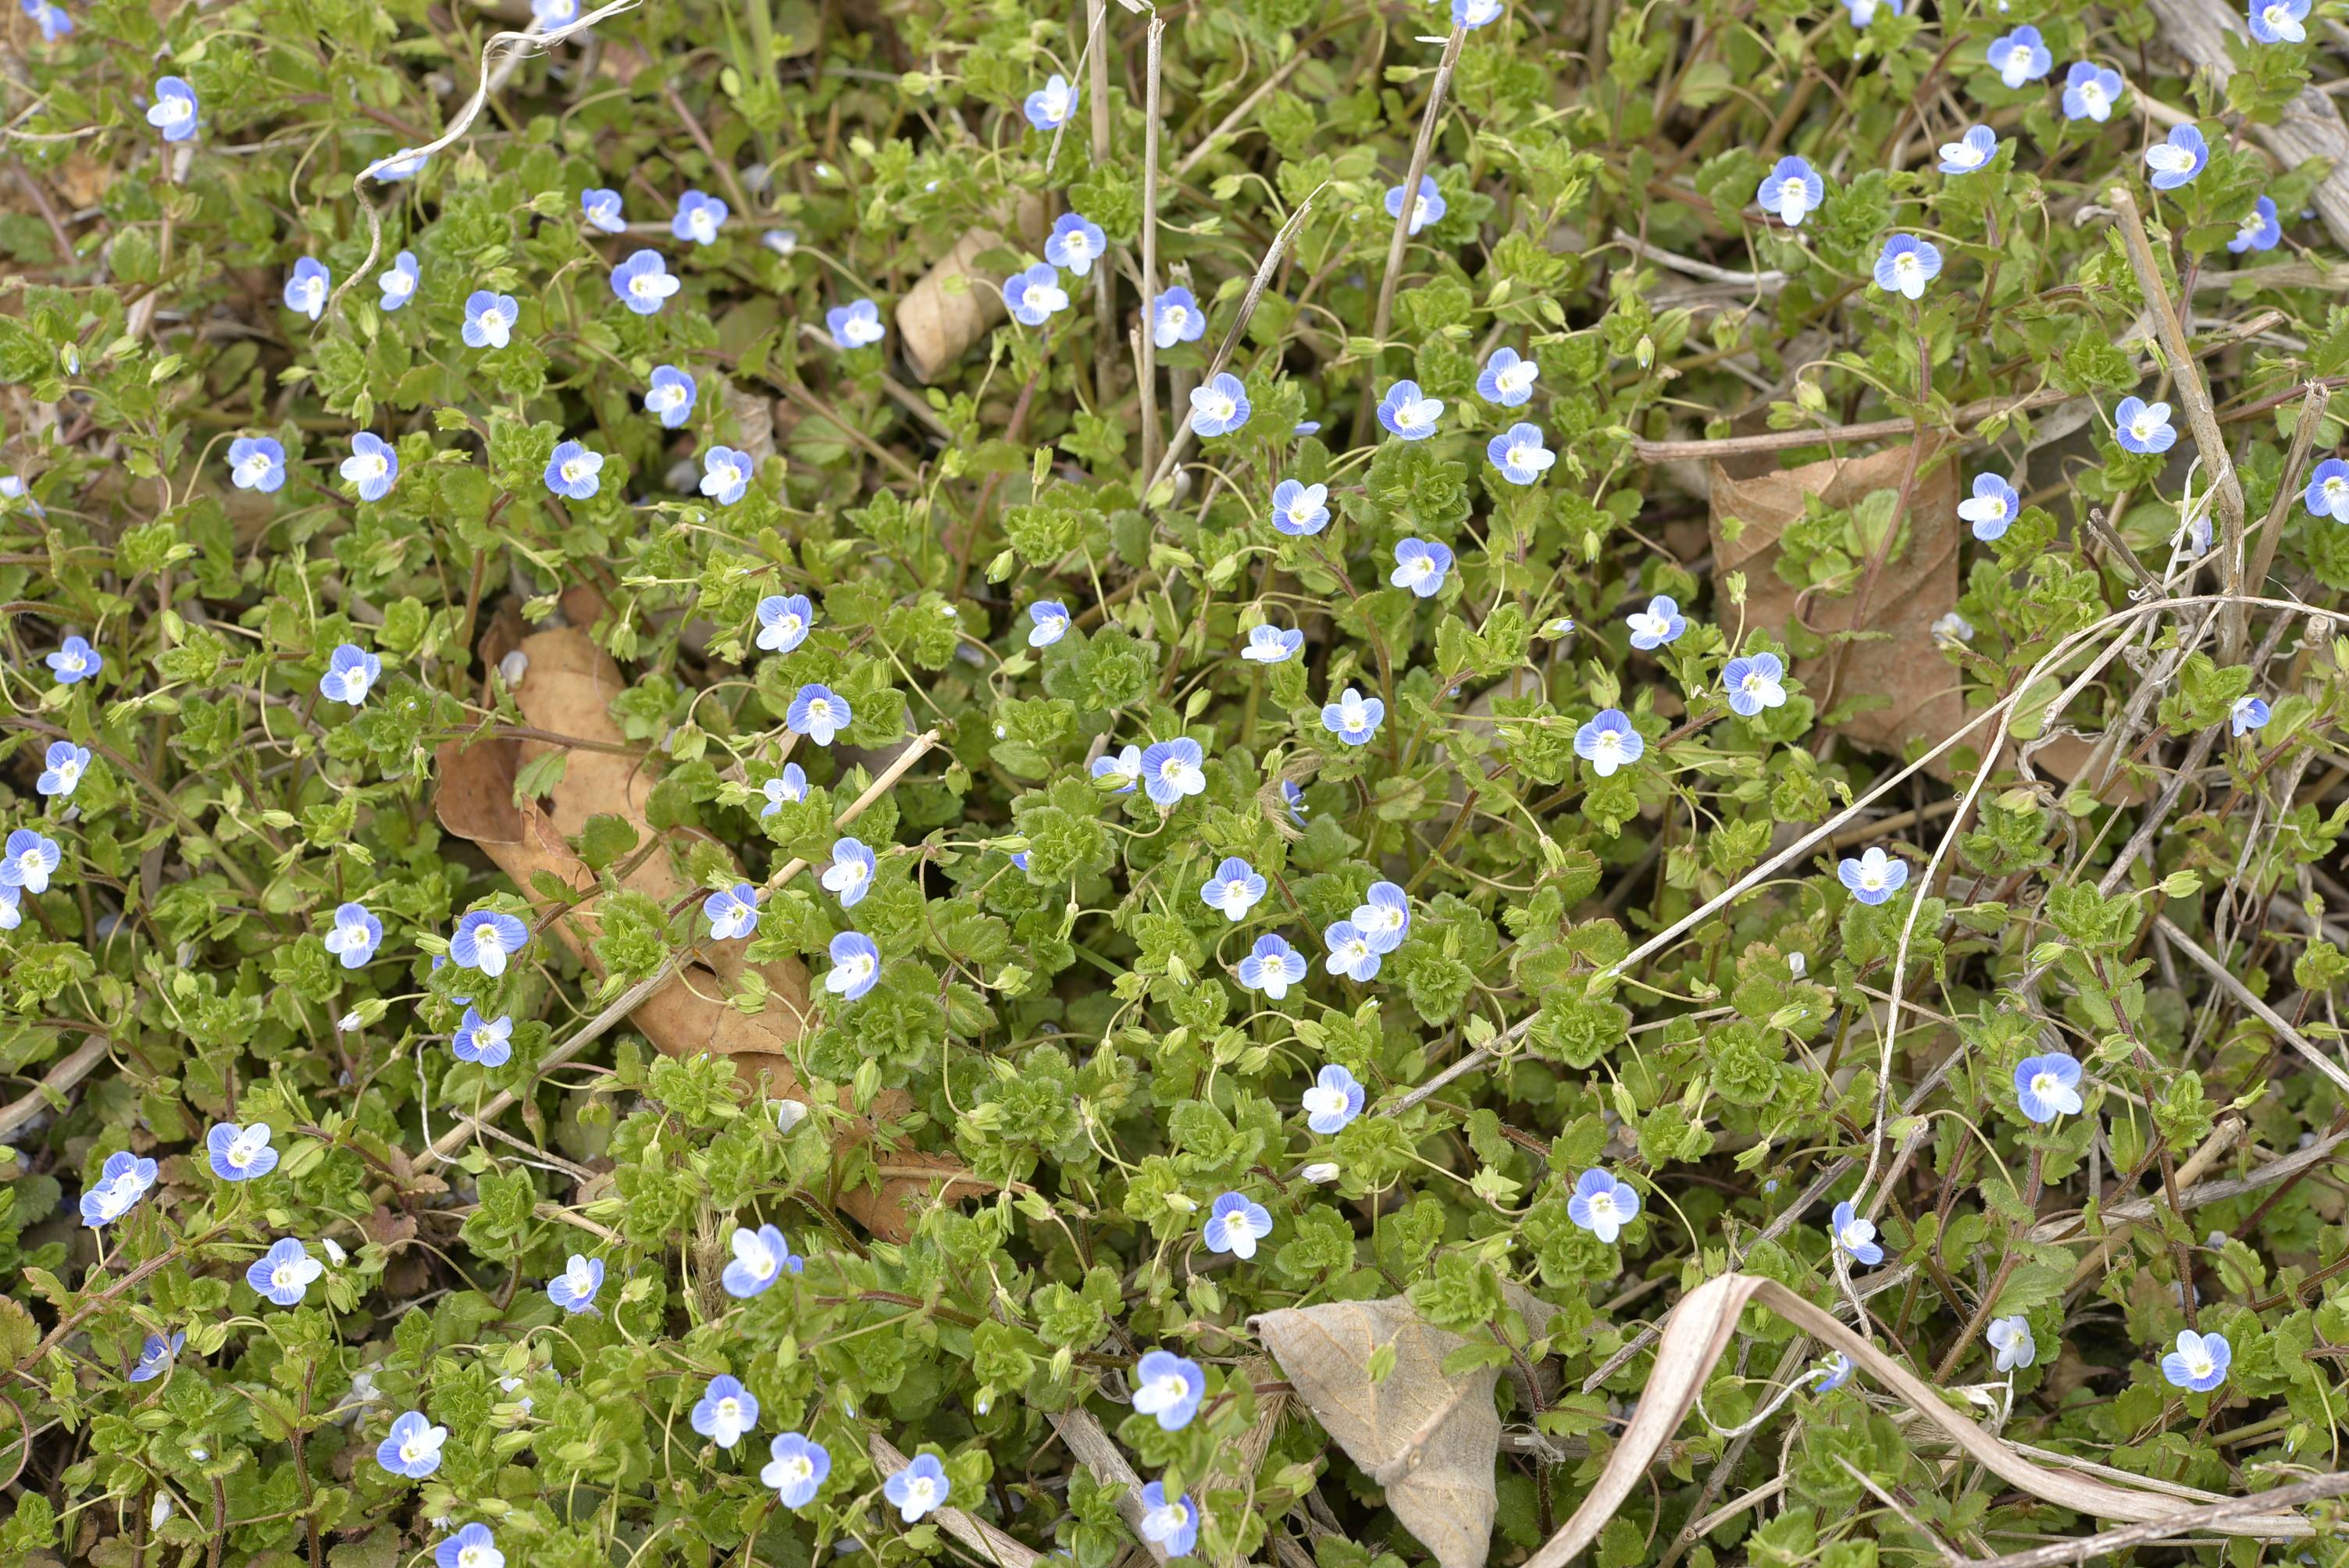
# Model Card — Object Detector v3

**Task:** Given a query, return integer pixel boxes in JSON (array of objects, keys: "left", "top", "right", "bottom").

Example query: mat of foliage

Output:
[{"left": 6, "top": 0, "right": 2349, "bottom": 1564}]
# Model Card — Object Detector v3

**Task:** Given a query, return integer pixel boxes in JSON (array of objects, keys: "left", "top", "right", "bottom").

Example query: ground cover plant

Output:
[{"left": 9, "top": 0, "right": 2349, "bottom": 1562}]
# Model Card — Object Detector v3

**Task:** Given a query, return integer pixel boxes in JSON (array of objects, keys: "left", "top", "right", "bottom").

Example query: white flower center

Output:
[
  {"left": 273, "top": 1263, "right": 301, "bottom": 1291},
  {"left": 1741, "top": 672, "right": 1766, "bottom": 695},
  {"left": 355, "top": 455, "right": 386, "bottom": 481},
  {"left": 1508, "top": 442, "right": 1540, "bottom": 470},
  {"left": 400, "top": 1437, "right": 426, "bottom": 1463},
  {"left": 1202, "top": 392, "right": 1235, "bottom": 421},
  {"left": 907, "top": 1477, "right": 937, "bottom": 1507},
  {"left": 630, "top": 272, "right": 658, "bottom": 297},
  {"left": 474, "top": 925, "right": 507, "bottom": 960},
  {"left": 1894, "top": 252, "right": 1919, "bottom": 276},
  {"left": 228, "top": 1131, "right": 265, "bottom": 1167},
  {"left": 2148, "top": 145, "right": 2192, "bottom": 173},
  {"left": 1587, "top": 1192, "right": 1617, "bottom": 1221},
  {"left": 1145, "top": 1502, "right": 1187, "bottom": 1537},
  {"left": 2131, "top": 414, "right": 2158, "bottom": 440},
  {"left": 458, "top": 1549, "right": 490, "bottom": 1568},
  {"left": 157, "top": 98, "right": 191, "bottom": 124},
  {"left": 1596, "top": 730, "right": 1621, "bottom": 754},
  {"left": 2081, "top": 82, "right": 2106, "bottom": 109},
  {"left": 779, "top": 1456, "right": 811, "bottom": 1483},
  {"left": 55, "top": 761, "right": 80, "bottom": 786},
  {"left": 1779, "top": 178, "right": 1807, "bottom": 207},
  {"left": 1164, "top": 305, "right": 1188, "bottom": 333},
  {"left": 1499, "top": 362, "right": 1534, "bottom": 391},
  {"left": 807, "top": 698, "right": 831, "bottom": 723},
  {"left": 2328, "top": 478, "right": 2349, "bottom": 505},
  {"left": 843, "top": 953, "right": 874, "bottom": 983},
  {"left": 2265, "top": 3, "right": 2289, "bottom": 25},
  {"left": 2032, "top": 1071, "right": 2060, "bottom": 1100},
  {"left": 2185, "top": 1349, "right": 2214, "bottom": 1379},
  {"left": 562, "top": 458, "right": 588, "bottom": 483},
  {"left": 568, "top": 1263, "right": 593, "bottom": 1293}
]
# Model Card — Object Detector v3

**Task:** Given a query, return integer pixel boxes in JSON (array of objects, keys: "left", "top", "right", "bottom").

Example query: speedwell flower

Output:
[
  {"left": 1004, "top": 263, "right": 1070, "bottom": 327},
  {"left": 452, "top": 1008, "right": 513, "bottom": 1066},
  {"left": 1872, "top": 235, "right": 1942, "bottom": 299},
  {"left": 2162, "top": 1329, "right": 2230, "bottom": 1392},
  {"left": 1755, "top": 155, "right": 1824, "bottom": 226},
  {"left": 611, "top": 250, "right": 679, "bottom": 314},
  {"left": 1028, "top": 601, "right": 1071, "bottom": 647},
  {"left": 341, "top": 433, "right": 399, "bottom": 501},
  {"left": 1830, "top": 1199, "right": 1884, "bottom": 1267},
  {"left": 378, "top": 251, "right": 419, "bottom": 312},
  {"left": 826, "top": 931, "right": 882, "bottom": 1000},
  {"left": 1203, "top": 1192, "right": 1274, "bottom": 1259},
  {"left": 1384, "top": 174, "right": 1444, "bottom": 236},
  {"left": 1321, "top": 686, "right": 1385, "bottom": 746},
  {"left": 582, "top": 187, "right": 625, "bottom": 232},
  {"left": 1477, "top": 347, "right": 1538, "bottom": 406},
  {"left": 208, "top": 1121, "right": 278, "bottom": 1181},
  {"left": 2306, "top": 458, "right": 2349, "bottom": 519},
  {"left": 1376, "top": 379, "right": 1442, "bottom": 440},
  {"left": 2232, "top": 694, "right": 2272, "bottom": 736},
  {"left": 283, "top": 258, "right": 330, "bottom": 323},
  {"left": 1242, "top": 624, "right": 1303, "bottom": 663},
  {"left": 318, "top": 642, "right": 381, "bottom": 705},
  {"left": 1352, "top": 882, "right": 1410, "bottom": 952},
  {"left": 671, "top": 190, "right": 728, "bottom": 246},
  {"left": 1987, "top": 1314, "right": 2037, "bottom": 1371},
  {"left": 1488, "top": 422, "right": 1555, "bottom": 485},
  {"left": 2249, "top": 0, "right": 2310, "bottom": 43},
  {"left": 826, "top": 298, "right": 885, "bottom": 348},
  {"left": 2115, "top": 397, "right": 2176, "bottom": 454},
  {"left": 1959, "top": 472, "right": 2019, "bottom": 540},
  {"left": 1189, "top": 372, "right": 1252, "bottom": 437},
  {"left": 543, "top": 440, "right": 604, "bottom": 501},
  {"left": 1567, "top": 1168, "right": 1640, "bottom": 1242},
  {"left": 1200, "top": 857, "right": 1267, "bottom": 921},
  {"left": 462, "top": 290, "right": 519, "bottom": 350},
  {"left": 46, "top": 636, "right": 99, "bottom": 684},
  {"left": 1323, "top": 921, "right": 1381, "bottom": 982},
  {"left": 1132, "top": 1351, "right": 1207, "bottom": 1430},
  {"left": 1627, "top": 594, "right": 1685, "bottom": 650},
  {"left": 1239, "top": 934, "right": 1309, "bottom": 998},
  {"left": 1390, "top": 537, "right": 1455, "bottom": 597},
  {"left": 547, "top": 1253, "right": 604, "bottom": 1313},
  {"left": 1271, "top": 478, "right": 1330, "bottom": 536},
  {"left": 36, "top": 740, "right": 88, "bottom": 799},
  {"left": 1988, "top": 24, "right": 2051, "bottom": 87},
  {"left": 693, "top": 1375, "right": 759, "bottom": 1449},
  {"left": 763, "top": 1434, "right": 830, "bottom": 1508},
  {"left": 755, "top": 593, "right": 812, "bottom": 653},
  {"left": 1303, "top": 1064, "right": 1365, "bottom": 1134},
  {"left": 434, "top": 1524, "right": 502, "bottom": 1568},
  {"left": 1, "top": 829, "right": 60, "bottom": 893},
  {"left": 230, "top": 437, "right": 287, "bottom": 493},
  {"left": 1045, "top": 212, "right": 1107, "bottom": 276},
  {"left": 1938, "top": 125, "right": 1998, "bottom": 175},
  {"left": 148, "top": 77, "right": 199, "bottom": 142},
  {"left": 784, "top": 683, "right": 846, "bottom": 741},
  {"left": 822, "top": 838, "right": 878, "bottom": 907},
  {"left": 248, "top": 1238, "right": 325, "bottom": 1306},
  {"left": 2062, "top": 62, "right": 2123, "bottom": 121},
  {"left": 1139, "top": 1484, "right": 1199, "bottom": 1558},
  {"left": 2230, "top": 195, "right": 2283, "bottom": 254},
  {"left": 1837, "top": 846, "right": 1909, "bottom": 904},
  {"left": 1722, "top": 651, "right": 1788, "bottom": 716},
  {"left": 323, "top": 902, "right": 383, "bottom": 968},
  {"left": 377, "top": 1411, "right": 447, "bottom": 1479},
  {"left": 704, "top": 883, "right": 761, "bottom": 940},
  {"left": 2014, "top": 1051, "right": 2083, "bottom": 1123},
  {"left": 1024, "top": 73, "right": 1077, "bottom": 131},
  {"left": 129, "top": 1331, "right": 182, "bottom": 1383},
  {"left": 1139, "top": 737, "right": 1207, "bottom": 805},
  {"left": 81, "top": 1151, "right": 158, "bottom": 1227},
  {"left": 451, "top": 909, "right": 529, "bottom": 976},
  {"left": 699, "top": 445, "right": 751, "bottom": 505},
  {"left": 22, "top": 0, "right": 72, "bottom": 40},
  {"left": 1093, "top": 743, "right": 1142, "bottom": 793},
  {"left": 646, "top": 365, "right": 697, "bottom": 427},
  {"left": 761, "top": 764, "right": 808, "bottom": 815},
  {"left": 2145, "top": 125, "right": 2208, "bottom": 190},
  {"left": 723, "top": 1223, "right": 802, "bottom": 1297},
  {"left": 1574, "top": 709, "right": 1644, "bottom": 776},
  {"left": 1151, "top": 287, "right": 1206, "bottom": 348}
]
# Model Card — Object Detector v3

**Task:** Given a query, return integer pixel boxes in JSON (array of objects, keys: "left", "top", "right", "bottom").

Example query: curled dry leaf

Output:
[
  {"left": 1251, "top": 1290, "right": 1556, "bottom": 1568},
  {"left": 895, "top": 195, "right": 1045, "bottom": 383},
  {"left": 433, "top": 624, "right": 978, "bottom": 1242},
  {"left": 1524, "top": 1272, "right": 2322, "bottom": 1568}
]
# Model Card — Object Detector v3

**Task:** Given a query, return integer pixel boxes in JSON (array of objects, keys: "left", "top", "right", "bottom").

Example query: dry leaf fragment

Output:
[{"left": 1251, "top": 1292, "right": 1549, "bottom": 1568}]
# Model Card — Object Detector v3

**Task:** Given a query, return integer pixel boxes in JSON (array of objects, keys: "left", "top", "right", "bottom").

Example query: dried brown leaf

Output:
[{"left": 1251, "top": 1292, "right": 1550, "bottom": 1568}]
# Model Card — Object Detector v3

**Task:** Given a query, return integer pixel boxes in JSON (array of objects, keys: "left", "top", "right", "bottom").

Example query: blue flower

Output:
[
  {"left": 2230, "top": 195, "right": 2283, "bottom": 254},
  {"left": 692, "top": 1374, "right": 759, "bottom": 1449},
  {"left": 826, "top": 298, "right": 886, "bottom": 349},
  {"left": 21, "top": 0, "right": 72, "bottom": 41},
  {"left": 1755, "top": 155, "right": 1824, "bottom": 226},
  {"left": 0, "top": 476, "right": 43, "bottom": 516},
  {"left": 1139, "top": 737, "right": 1208, "bottom": 806},
  {"left": 1487, "top": 422, "right": 1555, "bottom": 485},
  {"left": 886, "top": 1452, "right": 953, "bottom": 1521},
  {"left": 2307, "top": 458, "right": 2349, "bottom": 519},
  {"left": 370, "top": 150, "right": 427, "bottom": 182},
  {"left": 1872, "top": 235, "right": 1942, "bottom": 300},
  {"left": 1937, "top": 124, "right": 1998, "bottom": 176},
  {"left": 1574, "top": 709, "right": 1644, "bottom": 777},
  {"left": 611, "top": 250, "right": 680, "bottom": 314},
  {"left": 319, "top": 643, "right": 382, "bottom": 705},
  {"left": 762, "top": 1433, "right": 831, "bottom": 1508},
  {"left": 2106, "top": 395, "right": 2179, "bottom": 456},
  {"left": 1151, "top": 287, "right": 1207, "bottom": 349},
  {"left": 1959, "top": 472, "right": 2019, "bottom": 540},
  {"left": 1810, "top": 1353, "right": 1855, "bottom": 1392},
  {"left": 1321, "top": 686, "right": 1385, "bottom": 747},
  {"left": 1627, "top": 595, "right": 1685, "bottom": 650},
  {"left": 129, "top": 1331, "right": 183, "bottom": 1383},
  {"left": 1567, "top": 1168, "right": 1640, "bottom": 1242},
  {"left": 2062, "top": 62, "right": 2123, "bottom": 122},
  {"left": 705, "top": 882, "right": 762, "bottom": 940},
  {"left": 544, "top": 440, "right": 604, "bottom": 502},
  {"left": 451, "top": 909, "right": 529, "bottom": 976},
  {"left": 1203, "top": 1191, "right": 1273, "bottom": 1259},
  {"left": 1189, "top": 372, "right": 1252, "bottom": 437},
  {"left": 1132, "top": 1351, "right": 1207, "bottom": 1430},
  {"left": 1139, "top": 1483, "right": 1199, "bottom": 1557},
  {"left": 672, "top": 190, "right": 729, "bottom": 246},
  {"left": 1721, "top": 652, "right": 1788, "bottom": 717},
  {"left": 207, "top": 1121, "right": 279, "bottom": 1181},
  {"left": 2249, "top": 0, "right": 2310, "bottom": 43},
  {"left": 2232, "top": 694, "right": 2272, "bottom": 736},
  {"left": 2146, "top": 124, "right": 2208, "bottom": 190},
  {"left": 1841, "top": 0, "right": 1898, "bottom": 23},
  {"left": 1390, "top": 537, "right": 1455, "bottom": 597},
  {"left": 283, "top": 258, "right": 331, "bottom": 323},
  {"left": 340, "top": 433, "right": 399, "bottom": 502},
  {"left": 2013, "top": 1051, "right": 2083, "bottom": 1123},
  {"left": 1199, "top": 857, "right": 1267, "bottom": 921},
  {"left": 377, "top": 251, "right": 419, "bottom": 312},
  {"left": 434, "top": 1523, "right": 504, "bottom": 1568},
  {"left": 80, "top": 1150, "right": 158, "bottom": 1227},
  {"left": 1238, "top": 933, "right": 1308, "bottom": 999},
  {"left": 36, "top": 739, "right": 89, "bottom": 799},
  {"left": 1452, "top": 0, "right": 1500, "bottom": 29},
  {"left": 1477, "top": 347, "right": 1539, "bottom": 407},
  {"left": 1, "top": 828, "right": 60, "bottom": 893},
  {"left": 2158, "top": 1327, "right": 2235, "bottom": 1395},
  {"left": 1242, "top": 624, "right": 1303, "bottom": 663},
  {"left": 582, "top": 187, "right": 626, "bottom": 233},
  {"left": 248, "top": 1238, "right": 324, "bottom": 1306},
  {"left": 723, "top": 1222, "right": 803, "bottom": 1297},
  {"left": 547, "top": 1253, "right": 605, "bottom": 1313},
  {"left": 1352, "top": 882, "right": 1410, "bottom": 953},
  {"left": 226, "top": 437, "right": 289, "bottom": 498},
  {"left": 1281, "top": 780, "right": 1308, "bottom": 827},
  {"left": 1271, "top": 479, "right": 1331, "bottom": 536},
  {"left": 786, "top": 683, "right": 851, "bottom": 744},
  {"left": 1837, "top": 846, "right": 1909, "bottom": 904},
  {"left": 1028, "top": 600, "right": 1071, "bottom": 648},
  {"left": 1003, "top": 262, "right": 1071, "bottom": 327},
  {"left": 45, "top": 636, "right": 99, "bottom": 685},
  {"left": 1830, "top": 1199, "right": 1884, "bottom": 1267},
  {"left": 377, "top": 1410, "right": 448, "bottom": 1479},
  {"left": 452, "top": 1008, "right": 513, "bottom": 1066},
  {"left": 1323, "top": 921, "right": 1381, "bottom": 982},
  {"left": 1024, "top": 74, "right": 1078, "bottom": 131},
  {"left": 1045, "top": 212, "right": 1107, "bottom": 276},
  {"left": 643, "top": 365, "right": 697, "bottom": 429},
  {"left": 462, "top": 290, "right": 519, "bottom": 351},
  {"left": 822, "top": 838, "right": 878, "bottom": 907},
  {"left": 1376, "top": 380, "right": 1443, "bottom": 440},
  {"left": 1303, "top": 1064, "right": 1365, "bottom": 1134},
  {"left": 533, "top": 0, "right": 579, "bottom": 27},
  {"left": 756, "top": 593, "right": 813, "bottom": 654},
  {"left": 1988, "top": 25, "right": 2051, "bottom": 87},
  {"left": 1093, "top": 743, "right": 1143, "bottom": 794},
  {"left": 148, "top": 76, "right": 199, "bottom": 142},
  {"left": 1384, "top": 174, "right": 1445, "bottom": 236},
  {"left": 323, "top": 902, "right": 383, "bottom": 968},
  {"left": 700, "top": 446, "right": 751, "bottom": 506},
  {"left": 761, "top": 764, "right": 809, "bottom": 816},
  {"left": 826, "top": 931, "right": 882, "bottom": 1000}
]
